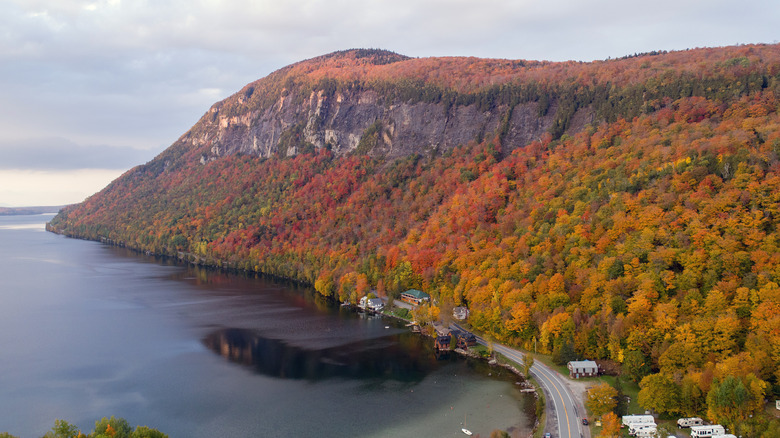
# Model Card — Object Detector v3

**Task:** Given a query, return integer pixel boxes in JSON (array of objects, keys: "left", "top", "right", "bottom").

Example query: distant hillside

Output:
[
  {"left": 49, "top": 45, "right": 780, "bottom": 429},
  {"left": 0, "top": 205, "right": 65, "bottom": 215}
]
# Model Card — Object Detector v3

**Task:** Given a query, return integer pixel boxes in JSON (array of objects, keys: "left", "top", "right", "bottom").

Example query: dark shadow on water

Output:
[{"left": 203, "top": 327, "right": 447, "bottom": 382}]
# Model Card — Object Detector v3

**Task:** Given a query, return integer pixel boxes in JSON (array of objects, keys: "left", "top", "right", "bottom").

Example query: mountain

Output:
[
  {"left": 133, "top": 48, "right": 594, "bottom": 167},
  {"left": 49, "top": 45, "right": 780, "bottom": 426}
]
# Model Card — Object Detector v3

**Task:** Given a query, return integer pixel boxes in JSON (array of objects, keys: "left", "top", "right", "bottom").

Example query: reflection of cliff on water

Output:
[{"left": 203, "top": 327, "right": 440, "bottom": 382}]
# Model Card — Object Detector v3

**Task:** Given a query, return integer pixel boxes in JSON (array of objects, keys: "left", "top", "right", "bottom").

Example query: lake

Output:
[{"left": 0, "top": 214, "right": 535, "bottom": 437}]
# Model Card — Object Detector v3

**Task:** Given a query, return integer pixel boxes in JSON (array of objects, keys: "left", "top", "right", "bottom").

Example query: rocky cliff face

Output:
[{"left": 170, "top": 51, "right": 591, "bottom": 166}]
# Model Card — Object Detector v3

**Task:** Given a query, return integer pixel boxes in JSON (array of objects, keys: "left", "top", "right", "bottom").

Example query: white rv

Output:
[
  {"left": 623, "top": 414, "right": 655, "bottom": 428},
  {"left": 629, "top": 423, "right": 658, "bottom": 436},
  {"left": 677, "top": 417, "right": 704, "bottom": 428},
  {"left": 690, "top": 425, "right": 726, "bottom": 437},
  {"left": 634, "top": 428, "right": 658, "bottom": 438}
]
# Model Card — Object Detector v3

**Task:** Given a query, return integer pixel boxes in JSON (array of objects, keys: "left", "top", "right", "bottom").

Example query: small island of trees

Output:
[{"left": 1, "top": 416, "right": 166, "bottom": 438}]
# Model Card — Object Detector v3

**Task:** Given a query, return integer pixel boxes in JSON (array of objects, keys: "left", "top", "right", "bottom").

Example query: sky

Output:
[{"left": 1, "top": 0, "right": 778, "bottom": 207}]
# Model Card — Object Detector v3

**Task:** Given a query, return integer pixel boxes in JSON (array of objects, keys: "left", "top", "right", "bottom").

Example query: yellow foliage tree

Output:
[
  {"left": 539, "top": 311, "right": 573, "bottom": 353},
  {"left": 586, "top": 382, "right": 618, "bottom": 418},
  {"left": 598, "top": 412, "right": 622, "bottom": 438},
  {"left": 506, "top": 301, "right": 531, "bottom": 333}
]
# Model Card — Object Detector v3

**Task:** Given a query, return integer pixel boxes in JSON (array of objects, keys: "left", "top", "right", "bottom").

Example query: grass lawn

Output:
[
  {"left": 384, "top": 306, "right": 412, "bottom": 320},
  {"left": 471, "top": 343, "right": 492, "bottom": 358},
  {"left": 598, "top": 375, "right": 642, "bottom": 415},
  {"left": 526, "top": 352, "right": 571, "bottom": 377}
]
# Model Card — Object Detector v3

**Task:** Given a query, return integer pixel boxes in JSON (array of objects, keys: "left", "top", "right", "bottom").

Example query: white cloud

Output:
[{"left": 0, "top": 169, "right": 125, "bottom": 207}]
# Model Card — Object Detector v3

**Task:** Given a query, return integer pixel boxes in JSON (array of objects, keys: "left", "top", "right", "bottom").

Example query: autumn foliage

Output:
[
  {"left": 50, "top": 44, "right": 780, "bottom": 422},
  {"left": 597, "top": 412, "right": 621, "bottom": 438}
]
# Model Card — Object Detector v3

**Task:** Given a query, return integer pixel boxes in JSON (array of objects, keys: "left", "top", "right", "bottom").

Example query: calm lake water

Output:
[{"left": 0, "top": 214, "right": 534, "bottom": 437}]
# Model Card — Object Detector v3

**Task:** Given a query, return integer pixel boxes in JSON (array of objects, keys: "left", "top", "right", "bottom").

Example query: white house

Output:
[{"left": 359, "top": 296, "right": 385, "bottom": 311}]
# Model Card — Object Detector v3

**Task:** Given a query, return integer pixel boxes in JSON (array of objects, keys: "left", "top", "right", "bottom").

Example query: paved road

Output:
[{"left": 452, "top": 325, "right": 588, "bottom": 438}]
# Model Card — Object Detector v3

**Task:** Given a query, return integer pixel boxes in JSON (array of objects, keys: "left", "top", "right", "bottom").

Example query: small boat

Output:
[{"left": 462, "top": 413, "right": 472, "bottom": 435}]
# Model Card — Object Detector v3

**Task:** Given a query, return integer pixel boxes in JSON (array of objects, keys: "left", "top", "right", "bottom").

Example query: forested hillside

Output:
[{"left": 49, "top": 45, "right": 780, "bottom": 432}]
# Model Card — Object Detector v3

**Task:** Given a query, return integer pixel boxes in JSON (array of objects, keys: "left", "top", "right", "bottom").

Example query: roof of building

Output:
[
  {"left": 568, "top": 360, "right": 598, "bottom": 369},
  {"left": 401, "top": 289, "right": 430, "bottom": 299}
]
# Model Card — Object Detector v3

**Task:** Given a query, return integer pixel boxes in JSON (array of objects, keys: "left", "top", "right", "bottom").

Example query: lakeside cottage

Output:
[
  {"left": 432, "top": 323, "right": 452, "bottom": 350},
  {"left": 400, "top": 289, "right": 430, "bottom": 306},
  {"left": 434, "top": 334, "right": 452, "bottom": 350},
  {"left": 567, "top": 360, "right": 598, "bottom": 378},
  {"left": 359, "top": 296, "right": 384, "bottom": 311},
  {"left": 451, "top": 329, "right": 478, "bottom": 349}
]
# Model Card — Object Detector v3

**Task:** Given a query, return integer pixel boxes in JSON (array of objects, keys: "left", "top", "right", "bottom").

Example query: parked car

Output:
[{"left": 544, "top": 433, "right": 551, "bottom": 438}]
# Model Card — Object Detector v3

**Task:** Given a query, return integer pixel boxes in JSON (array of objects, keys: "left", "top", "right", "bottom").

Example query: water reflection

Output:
[{"left": 203, "top": 327, "right": 443, "bottom": 382}]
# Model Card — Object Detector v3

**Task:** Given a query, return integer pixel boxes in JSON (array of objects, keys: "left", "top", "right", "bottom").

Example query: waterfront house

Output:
[
  {"left": 567, "top": 360, "right": 598, "bottom": 378},
  {"left": 434, "top": 334, "right": 452, "bottom": 350},
  {"left": 367, "top": 298, "right": 384, "bottom": 311},
  {"left": 400, "top": 289, "right": 430, "bottom": 306},
  {"left": 451, "top": 329, "right": 477, "bottom": 348},
  {"left": 359, "top": 296, "right": 385, "bottom": 311}
]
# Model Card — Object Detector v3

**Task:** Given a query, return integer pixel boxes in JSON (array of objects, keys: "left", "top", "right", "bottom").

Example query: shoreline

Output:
[{"left": 356, "top": 304, "right": 542, "bottom": 437}]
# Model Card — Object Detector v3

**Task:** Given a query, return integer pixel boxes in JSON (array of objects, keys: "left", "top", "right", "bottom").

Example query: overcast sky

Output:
[{"left": 1, "top": 0, "right": 778, "bottom": 206}]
